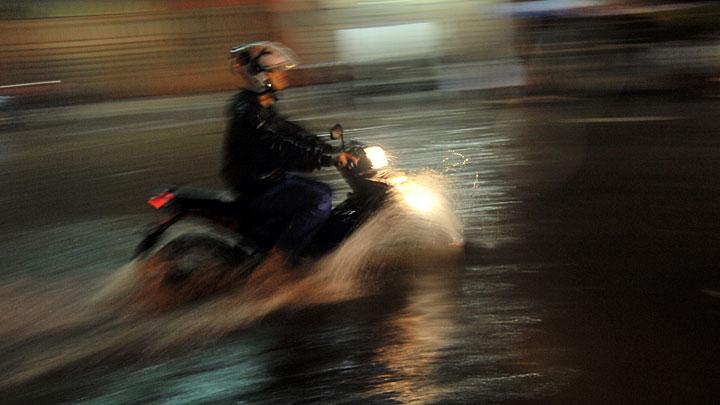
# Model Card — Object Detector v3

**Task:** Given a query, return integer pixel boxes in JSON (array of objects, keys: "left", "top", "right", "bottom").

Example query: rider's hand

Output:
[{"left": 335, "top": 151, "right": 359, "bottom": 169}]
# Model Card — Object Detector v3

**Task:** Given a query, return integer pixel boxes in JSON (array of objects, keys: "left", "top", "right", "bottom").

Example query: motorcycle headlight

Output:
[
  {"left": 364, "top": 146, "right": 388, "bottom": 169},
  {"left": 396, "top": 181, "right": 439, "bottom": 214}
]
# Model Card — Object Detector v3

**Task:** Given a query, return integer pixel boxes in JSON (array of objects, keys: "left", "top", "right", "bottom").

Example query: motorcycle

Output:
[{"left": 131, "top": 124, "right": 444, "bottom": 310}]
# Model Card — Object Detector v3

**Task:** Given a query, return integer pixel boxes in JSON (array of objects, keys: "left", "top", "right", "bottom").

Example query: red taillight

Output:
[{"left": 148, "top": 191, "right": 175, "bottom": 209}]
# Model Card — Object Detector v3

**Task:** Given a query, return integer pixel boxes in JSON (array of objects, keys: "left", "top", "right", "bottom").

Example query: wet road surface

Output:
[{"left": 1, "top": 89, "right": 720, "bottom": 403}]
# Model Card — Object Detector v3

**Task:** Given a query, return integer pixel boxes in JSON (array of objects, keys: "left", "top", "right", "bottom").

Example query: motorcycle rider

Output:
[{"left": 223, "top": 41, "right": 342, "bottom": 272}]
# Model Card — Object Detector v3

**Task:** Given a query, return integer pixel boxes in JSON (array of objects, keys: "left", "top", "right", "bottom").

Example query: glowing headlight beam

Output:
[
  {"left": 389, "top": 175, "right": 408, "bottom": 186},
  {"left": 364, "top": 146, "right": 388, "bottom": 169},
  {"left": 396, "top": 182, "right": 439, "bottom": 214}
]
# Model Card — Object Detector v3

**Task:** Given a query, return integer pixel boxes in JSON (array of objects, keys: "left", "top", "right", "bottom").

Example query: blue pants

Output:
[{"left": 247, "top": 174, "right": 332, "bottom": 253}]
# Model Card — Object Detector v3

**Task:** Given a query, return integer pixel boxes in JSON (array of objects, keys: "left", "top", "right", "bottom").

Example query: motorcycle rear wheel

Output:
[{"left": 132, "top": 234, "right": 257, "bottom": 311}]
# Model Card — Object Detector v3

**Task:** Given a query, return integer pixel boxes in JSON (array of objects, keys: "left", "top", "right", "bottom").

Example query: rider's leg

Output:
[
  {"left": 275, "top": 176, "right": 332, "bottom": 255},
  {"left": 250, "top": 173, "right": 332, "bottom": 258},
  {"left": 246, "top": 175, "right": 332, "bottom": 293}
]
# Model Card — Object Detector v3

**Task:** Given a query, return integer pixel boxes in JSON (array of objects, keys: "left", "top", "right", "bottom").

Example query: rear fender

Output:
[
  {"left": 133, "top": 213, "right": 185, "bottom": 259},
  {"left": 134, "top": 213, "right": 262, "bottom": 260}
]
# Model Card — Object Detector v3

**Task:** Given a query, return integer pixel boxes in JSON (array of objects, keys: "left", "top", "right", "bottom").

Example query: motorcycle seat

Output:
[
  {"left": 169, "top": 186, "right": 251, "bottom": 216},
  {"left": 173, "top": 186, "right": 239, "bottom": 203}
]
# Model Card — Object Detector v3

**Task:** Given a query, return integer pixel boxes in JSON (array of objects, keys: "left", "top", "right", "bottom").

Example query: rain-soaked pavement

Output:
[{"left": 1, "top": 88, "right": 720, "bottom": 403}]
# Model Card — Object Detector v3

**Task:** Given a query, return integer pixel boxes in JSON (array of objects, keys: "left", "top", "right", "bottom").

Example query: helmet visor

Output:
[
  {"left": 257, "top": 43, "right": 299, "bottom": 72},
  {"left": 230, "top": 41, "right": 299, "bottom": 72}
]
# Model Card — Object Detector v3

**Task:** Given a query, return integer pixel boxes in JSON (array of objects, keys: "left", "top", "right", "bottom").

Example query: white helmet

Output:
[{"left": 230, "top": 41, "right": 299, "bottom": 93}]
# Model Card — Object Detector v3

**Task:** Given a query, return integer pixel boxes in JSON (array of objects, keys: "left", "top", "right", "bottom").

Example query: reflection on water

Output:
[{"left": 368, "top": 271, "right": 458, "bottom": 403}]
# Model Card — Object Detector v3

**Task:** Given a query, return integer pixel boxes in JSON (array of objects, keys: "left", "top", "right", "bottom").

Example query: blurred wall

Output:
[
  {"left": 0, "top": 1, "right": 272, "bottom": 103},
  {"left": 0, "top": 0, "right": 514, "bottom": 104}
]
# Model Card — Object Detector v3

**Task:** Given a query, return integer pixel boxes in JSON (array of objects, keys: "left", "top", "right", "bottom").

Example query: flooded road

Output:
[{"left": 1, "top": 89, "right": 719, "bottom": 403}]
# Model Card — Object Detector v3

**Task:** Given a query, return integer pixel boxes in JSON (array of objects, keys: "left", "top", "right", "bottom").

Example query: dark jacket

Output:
[{"left": 222, "top": 91, "right": 331, "bottom": 193}]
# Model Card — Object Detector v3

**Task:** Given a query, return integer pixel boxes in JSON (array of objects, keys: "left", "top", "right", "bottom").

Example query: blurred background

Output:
[
  {"left": 2, "top": 1, "right": 720, "bottom": 403},
  {"left": 2, "top": 0, "right": 719, "bottom": 107}
]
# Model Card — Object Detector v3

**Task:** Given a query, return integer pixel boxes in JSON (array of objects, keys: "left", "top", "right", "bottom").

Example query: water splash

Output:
[{"left": 0, "top": 173, "right": 463, "bottom": 393}]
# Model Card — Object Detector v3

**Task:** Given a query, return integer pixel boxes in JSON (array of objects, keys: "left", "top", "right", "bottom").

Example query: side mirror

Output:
[{"left": 330, "top": 123, "right": 344, "bottom": 141}]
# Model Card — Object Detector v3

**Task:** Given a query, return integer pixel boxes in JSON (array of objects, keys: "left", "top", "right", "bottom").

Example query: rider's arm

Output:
[{"left": 260, "top": 117, "right": 333, "bottom": 171}]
